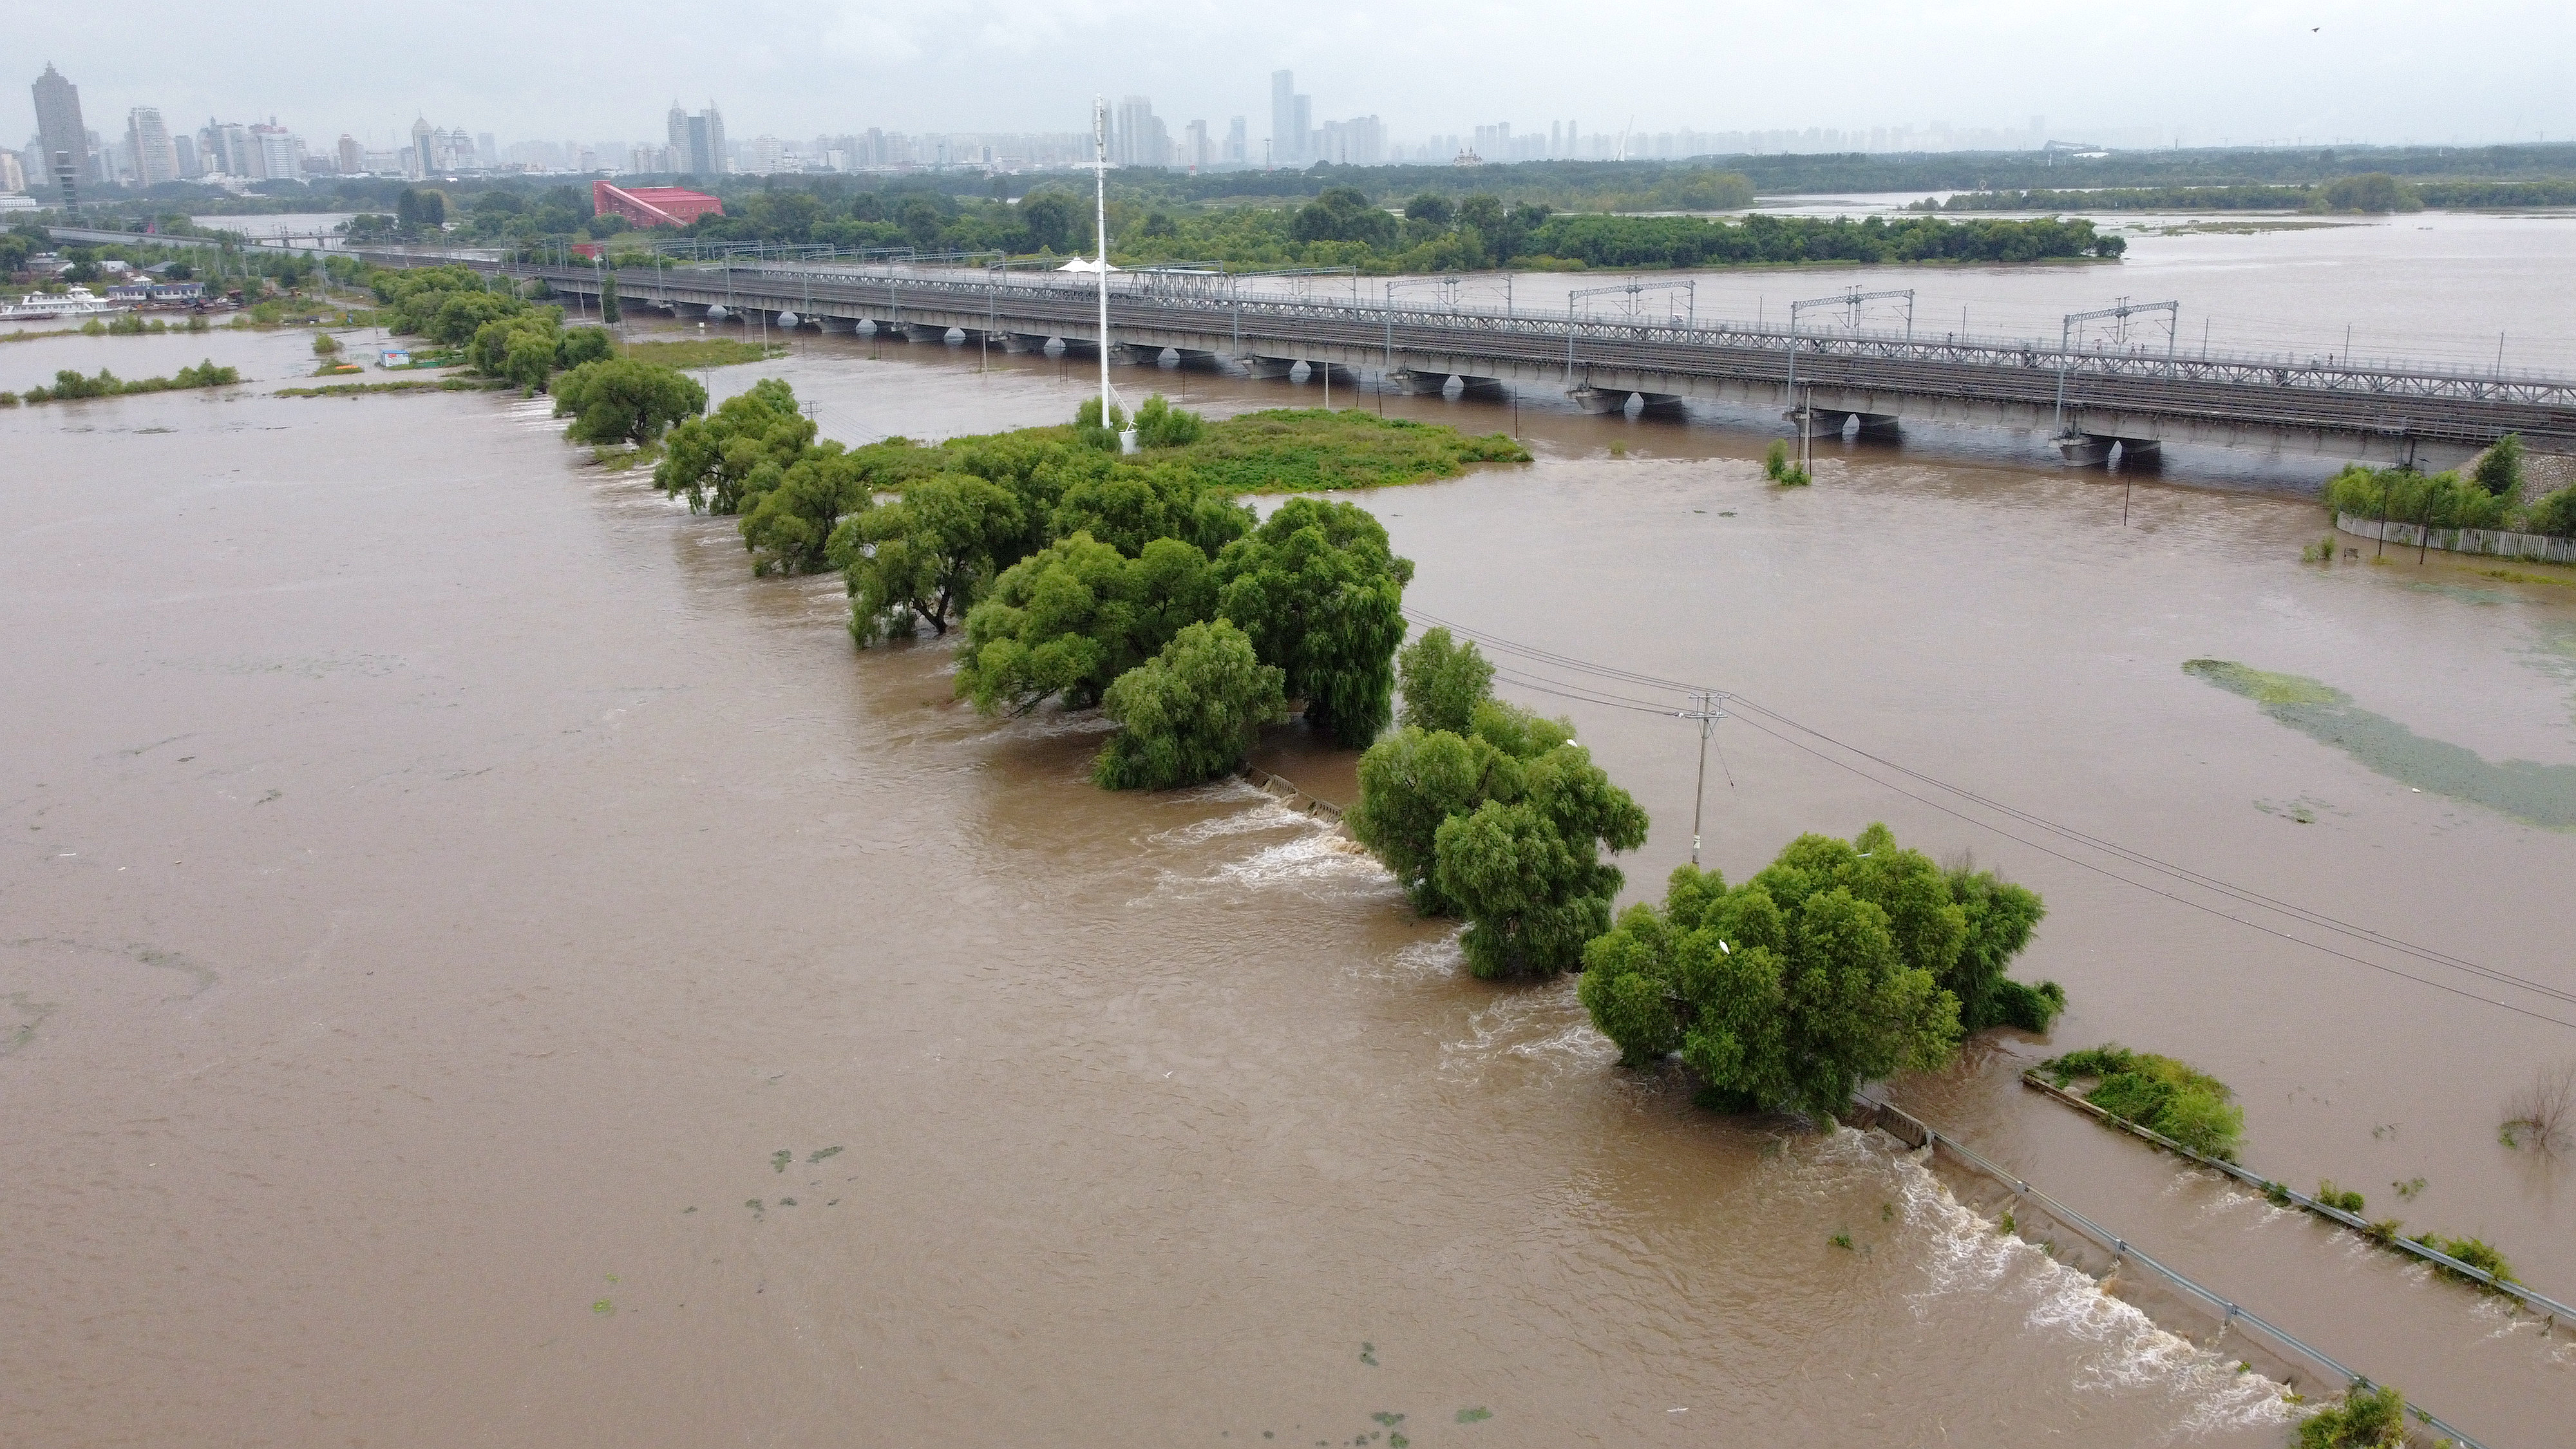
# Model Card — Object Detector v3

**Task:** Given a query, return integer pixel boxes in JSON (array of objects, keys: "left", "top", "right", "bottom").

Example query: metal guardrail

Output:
[
  {"left": 2020, "top": 1072, "right": 2575, "bottom": 1322},
  {"left": 1858, "top": 1096, "right": 2498, "bottom": 1449}
]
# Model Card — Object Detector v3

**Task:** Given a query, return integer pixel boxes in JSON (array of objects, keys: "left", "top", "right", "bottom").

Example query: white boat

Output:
[{"left": 0, "top": 285, "right": 131, "bottom": 321}]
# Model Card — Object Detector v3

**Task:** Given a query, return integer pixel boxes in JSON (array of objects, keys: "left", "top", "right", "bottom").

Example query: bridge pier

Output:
[
  {"left": 999, "top": 333, "right": 1045, "bottom": 354},
  {"left": 901, "top": 323, "right": 956, "bottom": 345},
  {"left": 1454, "top": 375, "right": 1510, "bottom": 399},
  {"left": 1636, "top": 392, "right": 1687, "bottom": 415},
  {"left": 1307, "top": 362, "right": 1359, "bottom": 387},
  {"left": 1109, "top": 343, "right": 1164, "bottom": 366},
  {"left": 817, "top": 316, "right": 858, "bottom": 334},
  {"left": 1568, "top": 385, "right": 1628, "bottom": 414},
  {"left": 2055, "top": 433, "right": 2113, "bottom": 466},
  {"left": 1853, "top": 412, "right": 1902, "bottom": 439},
  {"left": 1388, "top": 368, "right": 1452, "bottom": 396},
  {"left": 1240, "top": 355, "right": 1299, "bottom": 380},
  {"left": 1170, "top": 348, "right": 1225, "bottom": 370}
]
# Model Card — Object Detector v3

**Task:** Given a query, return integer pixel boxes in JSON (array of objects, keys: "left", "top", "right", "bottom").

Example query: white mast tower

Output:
[{"left": 1092, "top": 96, "right": 1114, "bottom": 435}]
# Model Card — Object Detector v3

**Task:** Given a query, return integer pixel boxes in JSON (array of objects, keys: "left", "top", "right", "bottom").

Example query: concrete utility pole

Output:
[{"left": 1678, "top": 691, "right": 1728, "bottom": 866}]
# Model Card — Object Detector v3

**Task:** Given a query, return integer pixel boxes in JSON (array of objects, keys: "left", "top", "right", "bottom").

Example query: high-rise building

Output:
[
  {"left": 1183, "top": 119, "right": 1210, "bottom": 171},
  {"left": 1114, "top": 96, "right": 1169, "bottom": 167},
  {"left": 409, "top": 117, "right": 433, "bottom": 178},
  {"left": 1269, "top": 70, "right": 1313, "bottom": 167},
  {"left": 172, "top": 133, "right": 200, "bottom": 178},
  {"left": 0, "top": 150, "right": 25, "bottom": 194},
  {"left": 30, "top": 62, "right": 90, "bottom": 205},
  {"left": 1224, "top": 117, "right": 1247, "bottom": 165},
  {"left": 252, "top": 124, "right": 303, "bottom": 180},
  {"left": 668, "top": 102, "right": 726, "bottom": 176},
  {"left": 337, "top": 134, "right": 363, "bottom": 174},
  {"left": 126, "top": 108, "right": 178, "bottom": 186}
]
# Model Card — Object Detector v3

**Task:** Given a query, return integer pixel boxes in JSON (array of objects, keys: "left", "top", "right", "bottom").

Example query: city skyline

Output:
[{"left": 9, "top": 1, "right": 2576, "bottom": 178}]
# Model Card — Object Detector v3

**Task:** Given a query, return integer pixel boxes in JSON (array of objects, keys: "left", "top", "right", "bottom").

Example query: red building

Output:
[{"left": 591, "top": 180, "right": 724, "bottom": 229}]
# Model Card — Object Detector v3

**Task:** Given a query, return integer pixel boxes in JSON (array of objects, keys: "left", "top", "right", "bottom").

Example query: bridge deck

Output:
[{"left": 495, "top": 258, "right": 2576, "bottom": 462}]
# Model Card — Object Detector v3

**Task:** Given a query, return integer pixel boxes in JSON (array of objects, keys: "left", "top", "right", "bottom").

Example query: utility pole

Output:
[{"left": 1678, "top": 691, "right": 1728, "bottom": 866}]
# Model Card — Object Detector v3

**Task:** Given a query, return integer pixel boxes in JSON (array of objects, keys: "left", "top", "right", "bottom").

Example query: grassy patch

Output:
[
  {"left": 2043, "top": 1043, "right": 2246, "bottom": 1160},
  {"left": 275, "top": 377, "right": 507, "bottom": 397},
  {"left": 8, "top": 361, "right": 240, "bottom": 404},
  {"left": 1156, "top": 408, "right": 1529, "bottom": 493},
  {"left": 618, "top": 337, "right": 786, "bottom": 370},
  {"left": 2185, "top": 658, "right": 2576, "bottom": 829}
]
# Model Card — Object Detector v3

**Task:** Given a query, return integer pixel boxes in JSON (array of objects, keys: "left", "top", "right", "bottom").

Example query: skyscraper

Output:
[
  {"left": 1115, "top": 95, "right": 1168, "bottom": 167},
  {"left": 1224, "top": 117, "right": 1247, "bottom": 165},
  {"left": 670, "top": 102, "right": 726, "bottom": 176},
  {"left": 126, "top": 108, "right": 177, "bottom": 186},
  {"left": 1269, "top": 70, "right": 1305, "bottom": 167},
  {"left": 31, "top": 62, "right": 90, "bottom": 205}
]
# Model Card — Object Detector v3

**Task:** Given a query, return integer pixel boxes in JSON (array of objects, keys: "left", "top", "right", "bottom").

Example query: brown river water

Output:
[{"left": 5, "top": 265, "right": 2573, "bottom": 1448}]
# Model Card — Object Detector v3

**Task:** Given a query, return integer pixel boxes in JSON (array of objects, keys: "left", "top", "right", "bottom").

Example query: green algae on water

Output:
[
  {"left": 1455, "top": 1408, "right": 1492, "bottom": 1424},
  {"left": 2184, "top": 658, "right": 2576, "bottom": 829}
]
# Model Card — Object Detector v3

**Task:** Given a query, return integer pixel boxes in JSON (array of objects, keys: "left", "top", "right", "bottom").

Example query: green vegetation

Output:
[
  {"left": 551, "top": 359, "right": 708, "bottom": 447},
  {"left": 2295, "top": 1383, "right": 2409, "bottom": 1449},
  {"left": 1527, "top": 213, "right": 2121, "bottom": 267},
  {"left": 274, "top": 377, "right": 508, "bottom": 398},
  {"left": 2041, "top": 1045, "right": 2245, "bottom": 1160},
  {"left": 2319, "top": 440, "right": 2576, "bottom": 542},
  {"left": 2315, "top": 1180, "right": 2365, "bottom": 1214},
  {"left": 8, "top": 359, "right": 238, "bottom": 404},
  {"left": 1092, "top": 620, "right": 1289, "bottom": 790},
  {"left": 618, "top": 337, "right": 784, "bottom": 370},
  {"left": 1765, "top": 440, "right": 1811, "bottom": 487},
  {"left": 2186, "top": 659, "right": 2576, "bottom": 831},
  {"left": 1347, "top": 630, "right": 1648, "bottom": 978},
  {"left": 2500, "top": 1059, "right": 2573, "bottom": 1151},
  {"left": 1582, "top": 825, "right": 2057, "bottom": 1116},
  {"left": 2407, "top": 1232, "right": 2514, "bottom": 1286}
]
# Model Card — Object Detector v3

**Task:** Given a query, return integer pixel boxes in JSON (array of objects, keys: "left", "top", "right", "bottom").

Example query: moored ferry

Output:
[{"left": 0, "top": 285, "right": 131, "bottom": 321}]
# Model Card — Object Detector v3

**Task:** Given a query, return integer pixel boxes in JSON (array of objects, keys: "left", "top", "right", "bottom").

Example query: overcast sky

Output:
[{"left": 13, "top": 0, "right": 2573, "bottom": 152}]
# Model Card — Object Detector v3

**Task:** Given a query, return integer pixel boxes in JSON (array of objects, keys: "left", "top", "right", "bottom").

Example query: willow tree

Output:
[
  {"left": 1213, "top": 498, "right": 1412, "bottom": 748},
  {"left": 1093, "top": 620, "right": 1287, "bottom": 790},
  {"left": 1579, "top": 824, "right": 2057, "bottom": 1117},
  {"left": 954, "top": 533, "right": 1217, "bottom": 712},
  {"left": 654, "top": 378, "right": 815, "bottom": 515},
  {"left": 835, "top": 475, "right": 1025, "bottom": 641}
]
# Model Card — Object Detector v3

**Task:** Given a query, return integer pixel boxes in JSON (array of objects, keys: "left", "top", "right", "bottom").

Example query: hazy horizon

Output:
[{"left": 13, "top": 1, "right": 2575, "bottom": 158}]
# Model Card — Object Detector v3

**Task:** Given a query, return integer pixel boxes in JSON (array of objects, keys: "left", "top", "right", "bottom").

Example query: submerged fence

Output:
[
  {"left": 1852, "top": 1096, "right": 2500, "bottom": 1449},
  {"left": 2020, "top": 1073, "right": 2574, "bottom": 1324}
]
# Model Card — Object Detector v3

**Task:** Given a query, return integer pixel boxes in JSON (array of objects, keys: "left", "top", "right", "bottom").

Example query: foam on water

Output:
[
  {"left": 1440, "top": 976, "right": 1618, "bottom": 1084},
  {"left": 1876, "top": 1135, "right": 2297, "bottom": 1436}
]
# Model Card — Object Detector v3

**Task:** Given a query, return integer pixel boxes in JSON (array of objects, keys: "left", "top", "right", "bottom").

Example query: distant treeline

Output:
[
  {"left": 1525, "top": 213, "right": 2121, "bottom": 267},
  {"left": 1926, "top": 175, "right": 2576, "bottom": 213}
]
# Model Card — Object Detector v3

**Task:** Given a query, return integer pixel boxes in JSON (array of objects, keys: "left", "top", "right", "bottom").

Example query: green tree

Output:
[
  {"left": 1132, "top": 393, "right": 1206, "bottom": 448},
  {"left": 1579, "top": 824, "right": 2041, "bottom": 1117},
  {"left": 1049, "top": 461, "right": 1251, "bottom": 558},
  {"left": 600, "top": 273, "right": 621, "bottom": 323},
  {"left": 1092, "top": 620, "right": 1289, "bottom": 790},
  {"left": 2473, "top": 433, "right": 2524, "bottom": 498},
  {"left": 1432, "top": 741, "right": 1650, "bottom": 978},
  {"left": 837, "top": 474, "right": 1026, "bottom": 641},
  {"left": 1211, "top": 497, "right": 1413, "bottom": 748},
  {"left": 1395, "top": 626, "right": 1494, "bottom": 734},
  {"left": 2320, "top": 173, "right": 2421, "bottom": 214},
  {"left": 552, "top": 358, "right": 706, "bottom": 446},
  {"left": 468, "top": 314, "right": 564, "bottom": 392},
  {"left": 957, "top": 533, "right": 1217, "bottom": 712},
  {"left": 654, "top": 378, "right": 816, "bottom": 514},
  {"left": 1021, "top": 189, "right": 1076, "bottom": 252},
  {"left": 1291, "top": 186, "right": 1398, "bottom": 247},
  {"left": 429, "top": 290, "right": 526, "bottom": 346},
  {"left": 554, "top": 325, "right": 613, "bottom": 370},
  {"left": 1073, "top": 394, "right": 1129, "bottom": 452},
  {"left": 739, "top": 443, "right": 875, "bottom": 575}
]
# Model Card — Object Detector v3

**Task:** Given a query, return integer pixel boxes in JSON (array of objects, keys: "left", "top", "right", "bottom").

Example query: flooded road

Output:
[{"left": 4, "top": 307, "right": 2571, "bottom": 1447}]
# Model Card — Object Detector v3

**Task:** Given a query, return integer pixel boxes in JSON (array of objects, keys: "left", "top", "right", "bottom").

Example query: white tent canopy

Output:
[{"left": 1056, "top": 256, "right": 1120, "bottom": 273}]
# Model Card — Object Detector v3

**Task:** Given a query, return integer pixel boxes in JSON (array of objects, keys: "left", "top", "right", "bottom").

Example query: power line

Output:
[{"left": 1404, "top": 607, "right": 2576, "bottom": 1032}]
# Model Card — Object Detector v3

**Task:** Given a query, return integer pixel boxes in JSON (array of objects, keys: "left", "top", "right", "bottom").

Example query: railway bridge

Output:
[{"left": 511, "top": 260, "right": 2576, "bottom": 467}]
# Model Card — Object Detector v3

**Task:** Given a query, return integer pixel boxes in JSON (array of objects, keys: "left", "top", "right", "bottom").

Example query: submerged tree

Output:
[
  {"left": 553, "top": 358, "right": 706, "bottom": 448},
  {"left": 738, "top": 442, "right": 874, "bottom": 576},
  {"left": 836, "top": 474, "right": 1025, "bottom": 641},
  {"left": 955, "top": 533, "right": 1217, "bottom": 712},
  {"left": 1212, "top": 497, "right": 1413, "bottom": 748},
  {"left": 654, "top": 378, "right": 816, "bottom": 514},
  {"left": 1393, "top": 626, "right": 1495, "bottom": 736},
  {"left": 1092, "top": 620, "right": 1288, "bottom": 790},
  {"left": 1580, "top": 824, "right": 2058, "bottom": 1117}
]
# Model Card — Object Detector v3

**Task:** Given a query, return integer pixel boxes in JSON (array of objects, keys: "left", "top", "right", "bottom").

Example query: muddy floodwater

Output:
[{"left": 5, "top": 281, "right": 2574, "bottom": 1448}]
